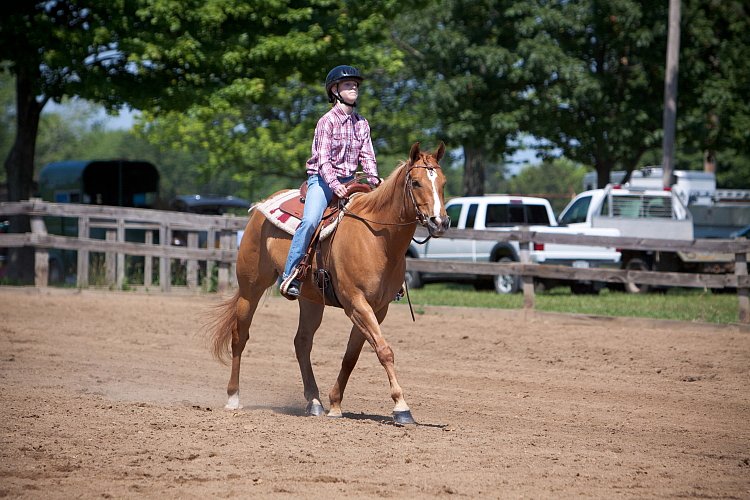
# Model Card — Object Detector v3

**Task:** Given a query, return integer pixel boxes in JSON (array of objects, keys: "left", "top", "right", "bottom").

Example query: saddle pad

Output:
[{"left": 253, "top": 189, "right": 344, "bottom": 241}]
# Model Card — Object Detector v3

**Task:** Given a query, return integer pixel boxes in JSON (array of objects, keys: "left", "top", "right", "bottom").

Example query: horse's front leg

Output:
[
  {"left": 294, "top": 300, "right": 326, "bottom": 416},
  {"left": 327, "top": 325, "right": 366, "bottom": 418},
  {"left": 342, "top": 302, "right": 415, "bottom": 424}
]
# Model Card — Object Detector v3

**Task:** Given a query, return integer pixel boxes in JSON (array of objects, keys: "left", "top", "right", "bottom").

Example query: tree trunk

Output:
[
  {"left": 5, "top": 65, "right": 44, "bottom": 283},
  {"left": 462, "top": 146, "right": 485, "bottom": 196},
  {"left": 703, "top": 149, "right": 717, "bottom": 173},
  {"left": 595, "top": 162, "right": 610, "bottom": 189}
]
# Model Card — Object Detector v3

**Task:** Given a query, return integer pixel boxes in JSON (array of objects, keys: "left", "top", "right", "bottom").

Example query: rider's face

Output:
[{"left": 336, "top": 79, "right": 359, "bottom": 101}]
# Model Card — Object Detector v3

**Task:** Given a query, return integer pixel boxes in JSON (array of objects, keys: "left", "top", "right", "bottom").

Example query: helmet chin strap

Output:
[
  {"left": 333, "top": 83, "right": 357, "bottom": 107},
  {"left": 334, "top": 93, "right": 357, "bottom": 107}
]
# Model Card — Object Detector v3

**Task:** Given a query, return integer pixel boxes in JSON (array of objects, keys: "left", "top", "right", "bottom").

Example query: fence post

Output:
[
  {"left": 229, "top": 218, "right": 238, "bottom": 289},
  {"left": 105, "top": 230, "right": 116, "bottom": 285},
  {"left": 187, "top": 232, "right": 199, "bottom": 289},
  {"left": 736, "top": 252, "right": 749, "bottom": 324},
  {"left": 206, "top": 228, "right": 216, "bottom": 290},
  {"left": 159, "top": 223, "right": 171, "bottom": 292},
  {"left": 144, "top": 231, "right": 153, "bottom": 287},
  {"left": 30, "top": 215, "right": 49, "bottom": 288},
  {"left": 116, "top": 218, "right": 125, "bottom": 289},
  {"left": 77, "top": 215, "right": 89, "bottom": 288},
  {"left": 519, "top": 229, "right": 535, "bottom": 312},
  {"left": 217, "top": 229, "right": 232, "bottom": 293}
]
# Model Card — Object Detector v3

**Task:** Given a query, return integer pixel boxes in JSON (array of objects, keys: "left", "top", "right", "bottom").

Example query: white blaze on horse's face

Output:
[{"left": 427, "top": 168, "right": 441, "bottom": 218}]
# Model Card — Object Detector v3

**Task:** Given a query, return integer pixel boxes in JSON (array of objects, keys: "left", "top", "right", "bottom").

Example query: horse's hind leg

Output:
[
  {"left": 294, "top": 300, "right": 326, "bottom": 415},
  {"left": 225, "top": 288, "right": 265, "bottom": 410}
]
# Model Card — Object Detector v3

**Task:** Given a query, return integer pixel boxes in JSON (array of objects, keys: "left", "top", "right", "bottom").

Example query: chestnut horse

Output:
[{"left": 206, "top": 142, "right": 448, "bottom": 424}]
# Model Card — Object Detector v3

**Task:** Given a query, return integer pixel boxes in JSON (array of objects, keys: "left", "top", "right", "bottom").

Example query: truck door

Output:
[{"left": 422, "top": 202, "right": 474, "bottom": 261}]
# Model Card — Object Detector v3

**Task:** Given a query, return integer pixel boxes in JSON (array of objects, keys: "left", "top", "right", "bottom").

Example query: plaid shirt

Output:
[{"left": 305, "top": 106, "right": 378, "bottom": 191}]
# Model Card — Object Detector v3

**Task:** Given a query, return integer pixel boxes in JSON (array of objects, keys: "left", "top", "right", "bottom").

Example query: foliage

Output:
[
  {"left": 2, "top": 0, "right": 749, "bottom": 207},
  {"left": 677, "top": 0, "right": 750, "bottom": 183},
  {"left": 137, "top": 7, "right": 418, "bottom": 202},
  {"left": 503, "top": 158, "right": 587, "bottom": 215},
  {"left": 390, "top": 0, "right": 543, "bottom": 196},
  {"left": 1, "top": 0, "right": 407, "bottom": 202},
  {"left": 516, "top": 0, "right": 750, "bottom": 188},
  {"left": 518, "top": 0, "right": 669, "bottom": 187}
]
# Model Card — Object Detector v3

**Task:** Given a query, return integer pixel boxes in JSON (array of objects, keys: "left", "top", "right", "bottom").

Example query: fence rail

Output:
[
  {"left": 2, "top": 200, "right": 749, "bottom": 322},
  {"left": 0, "top": 199, "right": 246, "bottom": 292},
  {"left": 407, "top": 226, "right": 750, "bottom": 323}
]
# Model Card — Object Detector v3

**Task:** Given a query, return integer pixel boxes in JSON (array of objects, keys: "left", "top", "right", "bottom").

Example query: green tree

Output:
[
  {"left": 678, "top": 0, "right": 750, "bottom": 183},
  {"left": 520, "top": 0, "right": 669, "bottom": 188},
  {"left": 392, "top": 0, "right": 540, "bottom": 196},
  {"left": 137, "top": 15, "right": 418, "bottom": 201},
  {"left": 504, "top": 159, "right": 586, "bottom": 215}
]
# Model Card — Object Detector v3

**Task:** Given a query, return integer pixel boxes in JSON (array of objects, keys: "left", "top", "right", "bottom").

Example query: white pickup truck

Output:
[
  {"left": 406, "top": 195, "right": 620, "bottom": 294},
  {"left": 558, "top": 182, "right": 717, "bottom": 292}
]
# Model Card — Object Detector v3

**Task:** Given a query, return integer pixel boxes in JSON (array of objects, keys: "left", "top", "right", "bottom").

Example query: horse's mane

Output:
[{"left": 352, "top": 161, "right": 409, "bottom": 216}]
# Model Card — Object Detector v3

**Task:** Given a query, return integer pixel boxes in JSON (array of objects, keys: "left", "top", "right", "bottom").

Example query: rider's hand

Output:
[{"left": 333, "top": 185, "right": 348, "bottom": 198}]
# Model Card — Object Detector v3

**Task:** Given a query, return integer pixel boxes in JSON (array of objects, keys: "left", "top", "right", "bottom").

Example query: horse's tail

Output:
[{"left": 205, "top": 290, "right": 240, "bottom": 365}]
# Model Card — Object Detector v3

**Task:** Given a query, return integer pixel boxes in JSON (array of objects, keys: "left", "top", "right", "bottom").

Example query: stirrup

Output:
[{"left": 280, "top": 270, "right": 300, "bottom": 300}]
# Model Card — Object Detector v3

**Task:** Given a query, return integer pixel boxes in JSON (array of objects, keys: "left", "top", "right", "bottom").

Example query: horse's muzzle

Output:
[{"left": 427, "top": 216, "right": 450, "bottom": 237}]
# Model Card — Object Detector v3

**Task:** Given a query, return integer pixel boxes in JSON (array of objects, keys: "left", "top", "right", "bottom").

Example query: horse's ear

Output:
[
  {"left": 409, "top": 142, "right": 421, "bottom": 164},
  {"left": 434, "top": 141, "right": 446, "bottom": 162}
]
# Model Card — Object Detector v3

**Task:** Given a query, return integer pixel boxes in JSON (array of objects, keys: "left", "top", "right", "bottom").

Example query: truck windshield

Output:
[
  {"left": 486, "top": 204, "right": 551, "bottom": 227},
  {"left": 559, "top": 196, "right": 591, "bottom": 225}
]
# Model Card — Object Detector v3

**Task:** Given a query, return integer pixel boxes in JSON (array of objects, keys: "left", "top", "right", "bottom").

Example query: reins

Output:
[
  {"left": 341, "top": 163, "right": 441, "bottom": 236},
  {"left": 337, "top": 162, "right": 442, "bottom": 322}
]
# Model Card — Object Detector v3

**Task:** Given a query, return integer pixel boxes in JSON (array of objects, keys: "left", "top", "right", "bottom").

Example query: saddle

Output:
[
  {"left": 280, "top": 178, "right": 374, "bottom": 306},
  {"left": 278, "top": 179, "right": 372, "bottom": 233}
]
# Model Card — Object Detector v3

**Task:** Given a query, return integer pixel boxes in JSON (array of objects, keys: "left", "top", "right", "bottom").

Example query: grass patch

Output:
[{"left": 403, "top": 283, "right": 740, "bottom": 324}]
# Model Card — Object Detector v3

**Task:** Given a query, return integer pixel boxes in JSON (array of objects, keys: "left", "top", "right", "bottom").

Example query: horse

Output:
[{"left": 206, "top": 142, "right": 449, "bottom": 424}]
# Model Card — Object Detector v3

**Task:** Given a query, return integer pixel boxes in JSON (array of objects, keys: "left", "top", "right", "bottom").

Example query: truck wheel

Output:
[
  {"left": 494, "top": 257, "right": 519, "bottom": 294},
  {"left": 404, "top": 269, "right": 423, "bottom": 290},
  {"left": 624, "top": 258, "right": 651, "bottom": 294}
]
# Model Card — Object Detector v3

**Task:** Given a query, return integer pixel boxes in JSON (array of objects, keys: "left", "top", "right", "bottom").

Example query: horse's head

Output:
[{"left": 406, "top": 141, "right": 450, "bottom": 237}]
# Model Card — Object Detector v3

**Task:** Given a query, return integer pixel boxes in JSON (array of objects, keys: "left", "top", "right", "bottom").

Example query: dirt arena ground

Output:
[{"left": 0, "top": 287, "right": 748, "bottom": 499}]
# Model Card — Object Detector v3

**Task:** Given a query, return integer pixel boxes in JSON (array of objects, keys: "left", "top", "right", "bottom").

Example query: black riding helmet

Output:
[{"left": 325, "top": 65, "right": 364, "bottom": 104}]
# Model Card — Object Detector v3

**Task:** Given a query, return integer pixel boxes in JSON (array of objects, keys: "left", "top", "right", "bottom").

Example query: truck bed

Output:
[{"left": 591, "top": 215, "right": 694, "bottom": 240}]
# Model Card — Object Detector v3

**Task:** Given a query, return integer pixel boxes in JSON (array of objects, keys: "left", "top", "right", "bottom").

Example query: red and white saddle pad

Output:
[{"left": 252, "top": 189, "right": 344, "bottom": 241}]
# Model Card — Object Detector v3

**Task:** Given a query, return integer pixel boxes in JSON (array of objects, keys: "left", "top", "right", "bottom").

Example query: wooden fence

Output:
[
  {"left": 407, "top": 226, "right": 750, "bottom": 323},
  {"left": 0, "top": 199, "right": 246, "bottom": 292},
  {"left": 1, "top": 199, "right": 749, "bottom": 322}
]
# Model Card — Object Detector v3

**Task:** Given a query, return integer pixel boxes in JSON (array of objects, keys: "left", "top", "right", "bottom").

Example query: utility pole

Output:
[{"left": 661, "top": 0, "right": 681, "bottom": 188}]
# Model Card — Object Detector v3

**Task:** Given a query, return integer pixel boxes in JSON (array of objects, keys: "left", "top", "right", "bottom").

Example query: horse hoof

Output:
[
  {"left": 306, "top": 401, "right": 326, "bottom": 417},
  {"left": 393, "top": 410, "right": 416, "bottom": 425},
  {"left": 225, "top": 394, "right": 242, "bottom": 410}
]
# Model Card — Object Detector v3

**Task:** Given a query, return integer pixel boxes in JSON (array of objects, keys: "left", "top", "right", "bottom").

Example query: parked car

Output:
[
  {"left": 406, "top": 195, "right": 620, "bottom": 294},
  {"left": 169, "top": 194, "right": 250, "bottom": 216},
  {"left": 169, "top": 194, "right": 250, "bottom": 247}
]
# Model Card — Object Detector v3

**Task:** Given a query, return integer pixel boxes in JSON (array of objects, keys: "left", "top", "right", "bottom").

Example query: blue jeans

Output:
[{"left": 283, "top": 174, "right": 351, "bottom": 279}]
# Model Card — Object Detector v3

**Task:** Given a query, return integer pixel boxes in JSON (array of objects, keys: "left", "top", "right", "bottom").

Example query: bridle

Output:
[
  {"left": 341, "top": 161, "right": 446, "bottom": 236},
  {"left": 404, "top": 162, "right": 447, "bottom": 243}
]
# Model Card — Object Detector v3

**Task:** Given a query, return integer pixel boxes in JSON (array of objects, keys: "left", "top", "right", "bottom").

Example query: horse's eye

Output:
[{"left": 411, "top": 180, "right": 421, "bottom": 188}]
